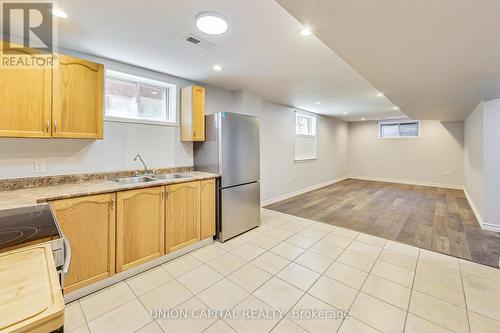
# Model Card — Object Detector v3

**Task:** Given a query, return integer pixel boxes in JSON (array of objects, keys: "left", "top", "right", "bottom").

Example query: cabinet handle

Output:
[
  {"left": 193, "top": 130, "right": 196, "bottom": 138},
  {"left": 110, "top": 198, "right": 114, "bottom": 210},
  {"left": 46, "top": 121, "right": 50, "bottom": 132},
  {"left": 54, "top": 121, "right": 57, "bottom": 132}
]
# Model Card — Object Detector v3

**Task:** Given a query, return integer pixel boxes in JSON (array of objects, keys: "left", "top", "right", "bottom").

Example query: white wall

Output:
[
  {"left": 0, "top": 50, "right": 234, "bottom": 179},
  {"left": 348, "top": 120, "right": 465, "bottom": 187},
  {"left": 464, "top": 98, "right": 500, "bottom": 231},
  {"left": 464, "top": 102, "right": 484, "bottom": 217},
  {"left": 482, "top": 99, "right": 500, "bottom": 229},
  {"left": 260, "top": 101, "right": 349, "bottom": 203},
  {"left": 204, "top": 90, "right": 350, "bottom": 204}
]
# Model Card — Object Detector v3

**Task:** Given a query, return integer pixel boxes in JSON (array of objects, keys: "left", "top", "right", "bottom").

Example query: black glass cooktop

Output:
[{"left": 0, "top": 204, "right": 60, "bottom": 251}]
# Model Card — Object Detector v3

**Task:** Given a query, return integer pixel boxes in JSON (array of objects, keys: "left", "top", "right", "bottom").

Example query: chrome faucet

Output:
[{"left": 134, "top": 154, "right": 148, "bottom": 175}]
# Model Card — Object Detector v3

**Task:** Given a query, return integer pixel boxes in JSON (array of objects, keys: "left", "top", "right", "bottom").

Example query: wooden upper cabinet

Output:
[
  {"left": 52, "top": 54, "right": 104, "bottom": 139},
  {"left": 180, "top": 85, "right": 205, "bottom": 142},
  {"left": 116, "top": 186, "right": 165, "bottom": 272},
  {"left": 200, "top": 179, "right": 216, "bottom": 240},
  {"left": 165, "top": 181, "right": 201, "bottom": 253},
  {"left": 50, "top": 194, "right": 115, "bottom": 293},
  {"left": 0, "top": 49, "right": 52, "bottom": 138}
]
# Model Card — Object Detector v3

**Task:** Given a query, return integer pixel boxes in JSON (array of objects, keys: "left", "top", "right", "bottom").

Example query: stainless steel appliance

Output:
[
  {"left": 194, "top": 112, "right": 261, "bottom": 242},
  {"left": 0, "top": 204, "right": 70, "bottom": 286}
]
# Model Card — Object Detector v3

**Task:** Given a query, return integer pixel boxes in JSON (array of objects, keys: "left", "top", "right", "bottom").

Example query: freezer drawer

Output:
[{"left": 220, "top": 181, "right": 261, "bottom": 242}]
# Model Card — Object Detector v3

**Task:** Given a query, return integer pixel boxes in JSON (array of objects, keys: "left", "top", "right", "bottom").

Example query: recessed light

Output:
[
  {"left": 213, "top": 64, "right": 223, "bottom": 71},
  {"left": 195, "top": 12, "right": 228, "bottom": 35},
  {"left": 52, "top": 8, "right": 68, "bottom": 18},
  {"left": 393, "top": 106, "right": 399, "bottom": 110},
  {"left": 315, "top": 101, "right": 321, "bottom": 105},
  {"left": 377, "top": 93, "right": 384, "bottom": 97},
  {"left": 151, "top": 91, "right": 158, "bottom": 95},
  {"left": 343, "top": 112, "right": 348, "bottom": 115},
  {"left": 361, "top": 118, "right": 366, "bottom": 121},
  {"left": 300, "top": 27, "right": 313, "bottom": 36}
]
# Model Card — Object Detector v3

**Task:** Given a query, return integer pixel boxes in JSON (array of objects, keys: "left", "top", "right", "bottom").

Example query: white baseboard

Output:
[
  {"left": 261, "top": 175, "right": 349, "bottom": 206},
  {"left": 463, "top": 188, "right": 484, "bottom": 229},
  {"left": 347, "top": 175, "right": 464, "bottom": 190},
  {"left": 483, "top": 223, "right": 500, "bottom": 233}
]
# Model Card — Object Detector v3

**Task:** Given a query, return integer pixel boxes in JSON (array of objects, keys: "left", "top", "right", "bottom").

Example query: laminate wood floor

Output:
[{"left": 266, "top": 178, "right": 500, "bottom": 268}]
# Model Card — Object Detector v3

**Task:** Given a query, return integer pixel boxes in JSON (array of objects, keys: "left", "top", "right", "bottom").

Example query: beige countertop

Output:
[{"left": 0, "top": 171, "right": 218, "bottom": 210}]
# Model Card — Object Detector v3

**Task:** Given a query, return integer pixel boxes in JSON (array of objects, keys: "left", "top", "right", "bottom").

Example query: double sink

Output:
[{"left": 113, "top": 173, "right": 192, "bottom": 185}]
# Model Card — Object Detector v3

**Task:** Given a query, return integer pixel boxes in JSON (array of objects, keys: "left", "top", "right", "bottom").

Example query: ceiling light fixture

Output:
[
  {"left": 315, "top": 101, "right": 321, "bottom": 105},
  {"left": 376, "top": 93, "right": 384, "bottom": 97},
  {"left": 300, "top": 27, "right": 313, "bottom": 36},
  {"left": 343, "top": 112, "right": 348, "bottom": 115},
  {"left": 361, "top": 118, "right": 366, "bottom": 121},
  {"left": 213, "top": 64, "right": 223, "bottom": 71},
  {"left": 195, "top": 12, "right": 228, "bottom": 35},
  {"left": 52, "top": 8, "right": 68, "bottom": 18},
  {"left": 393, "top": 106, "right": 399, "bottom": 110}
]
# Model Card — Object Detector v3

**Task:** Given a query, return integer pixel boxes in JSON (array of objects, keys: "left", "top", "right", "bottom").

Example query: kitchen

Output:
[{"left": 2, "top": 1, "right": 500, "bottom": 333}]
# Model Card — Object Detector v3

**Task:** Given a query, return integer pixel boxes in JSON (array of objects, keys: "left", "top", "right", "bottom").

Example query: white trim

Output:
[
  {"left": 294, "top": 158, "right": 318, "bottom": 163},
  {"left": 482, "top": 223, "right": 500, "bottom": 233},
  {"left": 64, "top": 237, "right": 213, "bottom": 303},
  {"left": 463, "top": 188, "right": 484, "bottom": 228},
  {"left": 261, "top": 176, "right": 349, "bottom": 206},
  {"left": 463, "top": 188, "right": 500, "bottom": 232},
  {"left": 105, "top": 69, "right": 178, "bottom": 125},
  {"left": 347, "top": 175, "right": 463, "bottom": 190},
  {"left": 105, "top": 116, "right": 179, "bottom": 127}
]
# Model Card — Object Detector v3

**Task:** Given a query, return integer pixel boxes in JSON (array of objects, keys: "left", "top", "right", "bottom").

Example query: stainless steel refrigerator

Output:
[{"left": 194, "top": 112, "right": 261, "bottom": 242}]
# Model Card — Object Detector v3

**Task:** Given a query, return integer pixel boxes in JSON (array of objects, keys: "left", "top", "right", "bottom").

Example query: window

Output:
[
  {"left": 379, "top": 120, "right": 420, "bottom": 138},
  {"left": 295, "top": 112, "right": 317, "bottom": 161},
  {"left": 105, "top": 70, "right": 177, "bottom": 125}
]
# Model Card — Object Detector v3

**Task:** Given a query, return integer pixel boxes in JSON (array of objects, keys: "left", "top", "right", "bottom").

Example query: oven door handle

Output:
[{"left": 63, "top": 236, "right": 71, "bottom": 274}]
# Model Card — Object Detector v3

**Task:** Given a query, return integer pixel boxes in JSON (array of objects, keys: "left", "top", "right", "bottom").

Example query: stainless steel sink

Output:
[
  {"left": 113, "top": 176, "right": 156, "bottom": 185},
  {"left": 153, "top": 173, "right": 192, "bottom": 180}
]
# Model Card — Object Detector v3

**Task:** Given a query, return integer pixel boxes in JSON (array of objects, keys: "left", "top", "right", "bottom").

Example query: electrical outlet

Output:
[
  {"left": 34, "top": 160, "right": 47, "bottom": 173},
  {"left": 441, "top": 171, "right": 451, "bottom": 176}
]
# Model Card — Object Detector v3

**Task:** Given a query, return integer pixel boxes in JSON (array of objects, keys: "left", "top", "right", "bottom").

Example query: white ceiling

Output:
[
  {"left": 56, "top": 0, "right": 403, "bottom": 121},
  {"left": 276, "top": 0, "right": 500, "bottom": 121}
]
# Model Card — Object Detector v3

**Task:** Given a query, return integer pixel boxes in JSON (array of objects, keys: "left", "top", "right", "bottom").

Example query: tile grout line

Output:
[
  {"left": 458, "top": 259, "right": 472, "bottom": 333},
  {"left": 336, "top": 235, "right": 390, "bottom": 333},
  {"left": 402, "top": 247, "right": 421, "bottom": 332},
  {"left": 68, "top": 210, "right": 497, "bottom": 333}
]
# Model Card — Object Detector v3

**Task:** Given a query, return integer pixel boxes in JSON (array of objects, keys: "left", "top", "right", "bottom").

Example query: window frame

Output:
[
  {"left": 294, "top": 111, "right": 318, "bottom": 163},
  {"left": 104, "top": 69, "right": 178, "bottom": 126},
  {"left": 378, "top": 119, "right": 420, "bottom": 139}
]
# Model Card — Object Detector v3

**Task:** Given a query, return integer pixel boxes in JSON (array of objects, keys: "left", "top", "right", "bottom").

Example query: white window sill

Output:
[
  {"left": 294, "top": 158, "right": 318, "bottom": 163},
  {"left": 105, "top": 117, "right": 179, "bottom": 127},
  {"left": 379, "top": 136, "right": 420, "bottom": 140}
]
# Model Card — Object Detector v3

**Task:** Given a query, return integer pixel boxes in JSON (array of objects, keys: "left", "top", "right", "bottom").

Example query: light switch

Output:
[{"left": 34, "top": 160, "right": 47, "bottom": 173}]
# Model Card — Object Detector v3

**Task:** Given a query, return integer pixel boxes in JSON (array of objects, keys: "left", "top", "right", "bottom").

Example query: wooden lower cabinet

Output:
[
  {"left": 50, "top": 194, "right": 115, "bottom": 293},
  {"left": 200, "top": 179, "right": 216, "bottom": 239},
  {"left": 165, "top": 181, "right": 201, "bottom": 253},
  {"left": 116, "top": 186, "right": 165, "bottom": 272}
]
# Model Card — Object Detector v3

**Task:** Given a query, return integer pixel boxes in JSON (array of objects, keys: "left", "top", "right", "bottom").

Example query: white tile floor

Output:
[{"left": 65, "top": 209, "right": 500, "bottom": 333}]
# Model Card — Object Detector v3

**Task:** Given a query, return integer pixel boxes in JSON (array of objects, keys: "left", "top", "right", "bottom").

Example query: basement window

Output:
[
  {"left": 105, "top": 70, "right": 177, "bottom": 125},
  {"left": 294, "top": 112, "right": 317, "bottom": 162},
  {"left": 379, "top": 120, "right": 420, "bottom": 138}
]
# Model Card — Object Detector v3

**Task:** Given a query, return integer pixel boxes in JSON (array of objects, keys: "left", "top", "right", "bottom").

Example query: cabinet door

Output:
[
  {"left": 50, "top": 194, "right": 115, "bottom": 293},
  {"left": 0, "top": 49, "right": 51, "bottom": 138},
  {"left": 192, "top": 86, "right": 205, "bottom": 141},
  {"left": 116, "top": 187, "right": 164, "bottom": 272},
  {"left": 200, "top": 179, "right": 216, "bottom": 239},
  {"left": 52, "top": 54, "right": 104, "bottom": 139},
  {"left": 166, "top": 181, "right": 201, "bottom": 253}
]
